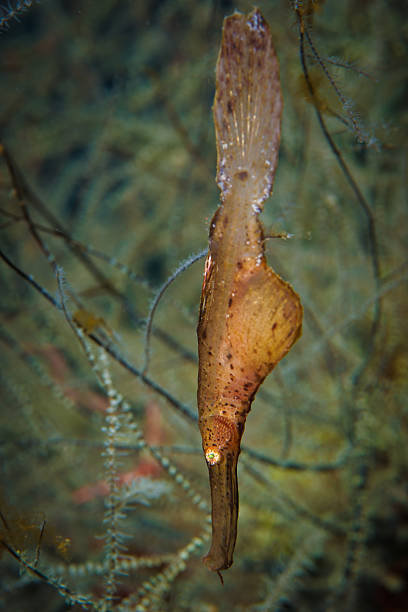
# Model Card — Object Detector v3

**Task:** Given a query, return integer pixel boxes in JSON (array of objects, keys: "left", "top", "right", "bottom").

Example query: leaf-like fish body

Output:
[{"left": 197, "top": 9, "right": 303, "bottom": 572}]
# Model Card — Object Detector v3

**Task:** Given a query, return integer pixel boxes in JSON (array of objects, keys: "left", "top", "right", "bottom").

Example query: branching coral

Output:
[{"left": 0, "top": 1, "right": 407, "bottom": 610}]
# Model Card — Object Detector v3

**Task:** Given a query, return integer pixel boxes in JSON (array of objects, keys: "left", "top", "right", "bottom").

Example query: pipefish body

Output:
[{"left": 197, "top": 8, "right": 303, "bottom": 573}]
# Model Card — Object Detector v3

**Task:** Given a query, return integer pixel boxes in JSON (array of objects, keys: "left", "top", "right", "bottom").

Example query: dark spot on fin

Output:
[{"left": 236, "top": 170, "right": 248, "bottom": 181}]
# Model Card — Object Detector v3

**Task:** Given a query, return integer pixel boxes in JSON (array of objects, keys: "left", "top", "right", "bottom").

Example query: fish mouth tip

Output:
[{"left": 203, "top": 553, "right": 233, "bottom": 572}]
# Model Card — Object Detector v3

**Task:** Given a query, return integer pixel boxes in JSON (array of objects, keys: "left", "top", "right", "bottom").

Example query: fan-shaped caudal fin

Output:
[{"left": 213, "top": 9, "right": 282, "bottom": 208}]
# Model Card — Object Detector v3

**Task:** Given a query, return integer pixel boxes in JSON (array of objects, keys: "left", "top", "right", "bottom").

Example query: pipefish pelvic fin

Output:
[{"left": 197, "top": 8, "right": 303, "bottom": 573}]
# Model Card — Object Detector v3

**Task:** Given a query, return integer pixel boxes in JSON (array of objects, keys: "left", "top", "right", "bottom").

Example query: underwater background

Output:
[{"left": 0, "top": 0, "right": 407, "bottom": 610}]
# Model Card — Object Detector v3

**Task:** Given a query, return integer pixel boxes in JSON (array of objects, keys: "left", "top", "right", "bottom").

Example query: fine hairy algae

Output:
[{"left": 197, "top": 9, "right": 303, "bottom": 573}]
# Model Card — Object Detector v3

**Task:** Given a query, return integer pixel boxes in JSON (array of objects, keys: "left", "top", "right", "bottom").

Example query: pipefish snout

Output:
[{"left": 197, "top": 8, "right": 303, "bottom": 574}]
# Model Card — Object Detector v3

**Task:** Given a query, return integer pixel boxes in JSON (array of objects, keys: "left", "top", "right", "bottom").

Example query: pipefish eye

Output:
[{"left": 205, "top": 447, "right": 221, "bottom": 465}]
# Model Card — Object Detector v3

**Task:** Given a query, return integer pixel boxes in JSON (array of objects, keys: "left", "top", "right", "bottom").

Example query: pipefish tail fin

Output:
[{"left": 213, "top": 9, "right": 283, "bottom": 208}]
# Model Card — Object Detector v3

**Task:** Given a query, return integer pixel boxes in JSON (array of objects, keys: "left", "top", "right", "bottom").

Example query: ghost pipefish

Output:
[{"left": 197, "top": 9, "right": 303, "bottom": 573}]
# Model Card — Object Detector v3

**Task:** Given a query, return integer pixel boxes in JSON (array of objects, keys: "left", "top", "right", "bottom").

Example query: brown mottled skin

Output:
[{"left": 197, "top": 9, "right": 303, "bottom": 572}]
